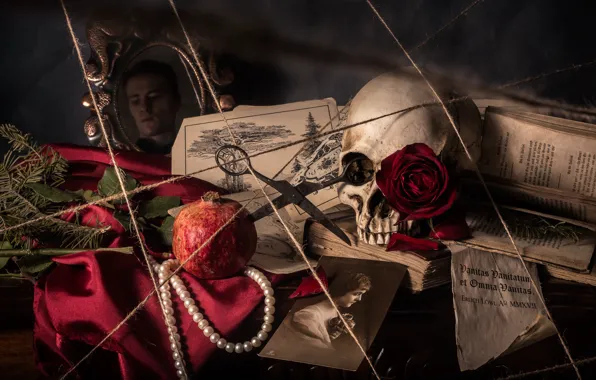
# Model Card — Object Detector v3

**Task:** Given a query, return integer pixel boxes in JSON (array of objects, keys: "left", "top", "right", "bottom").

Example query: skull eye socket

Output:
[{"left": 341, "top": 153, "right": 375, "bottom": 186}]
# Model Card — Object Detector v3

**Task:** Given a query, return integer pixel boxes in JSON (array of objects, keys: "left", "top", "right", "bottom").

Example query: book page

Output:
[
  {"left": 479, "top": 108, "right": 596, "bottom": 196},
  {"left": 452, "top": 247, "right": 555, "bottom": 371},
  {"left": 459, "top": 208, "right": 596, "bottom": 271},
  {"left": 462, "top": 177, "right": 596, "bottom": 224}
]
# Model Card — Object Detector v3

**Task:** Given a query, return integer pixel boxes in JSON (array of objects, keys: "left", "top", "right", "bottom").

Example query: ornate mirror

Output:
[{"left": 81, "top": 8, "right": 235, "bottom": 153}]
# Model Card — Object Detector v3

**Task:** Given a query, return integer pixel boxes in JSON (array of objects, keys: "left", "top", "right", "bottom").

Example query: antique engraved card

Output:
[{"left": 171, "top": 99, "right": 345, "bottom": 221}]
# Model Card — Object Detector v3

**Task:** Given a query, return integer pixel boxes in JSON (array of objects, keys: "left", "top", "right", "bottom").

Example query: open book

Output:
[
  {"left": 470, "top": 107, "right": 596, "bottom": 224},
  {"left": 460, "top": 107, "right": 596, "bottom": 279}
]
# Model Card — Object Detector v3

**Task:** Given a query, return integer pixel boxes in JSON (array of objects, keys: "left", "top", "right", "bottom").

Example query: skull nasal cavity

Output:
[{"left": 367, "top": 189, "right": 391, "bottom": 218}]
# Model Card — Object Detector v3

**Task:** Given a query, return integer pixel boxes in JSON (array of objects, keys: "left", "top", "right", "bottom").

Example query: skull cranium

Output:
[{"left": 338, "top": 71, "right": 482, "bottom": 246}]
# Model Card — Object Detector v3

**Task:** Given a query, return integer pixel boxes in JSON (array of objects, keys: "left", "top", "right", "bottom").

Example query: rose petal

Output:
[
  {"left": 403, "top": 143, "right": 437, "bottom": 157},
  {"left": 386, "top": 233, "right": 441, "bottom": 252},
  {"left": 289, "top": 267, "right": 328, "bottom": 299},
  {"left": 429, "top": 208, "right": 471, "bottom": 240}
]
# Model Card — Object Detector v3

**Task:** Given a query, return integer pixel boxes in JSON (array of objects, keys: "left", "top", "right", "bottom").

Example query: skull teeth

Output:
[{"left": 357, "top": 221, "right": 414, "bottom": 246}]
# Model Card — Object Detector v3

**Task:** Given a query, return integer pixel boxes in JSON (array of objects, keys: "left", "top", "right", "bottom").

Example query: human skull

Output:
[{"left": 338, "top": 71, "right": 482, "bottom": 246}]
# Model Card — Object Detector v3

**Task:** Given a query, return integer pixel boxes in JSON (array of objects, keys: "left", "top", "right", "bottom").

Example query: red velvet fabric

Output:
[{"left": 34, "top": 144, "right": 280, "bottom": 379}]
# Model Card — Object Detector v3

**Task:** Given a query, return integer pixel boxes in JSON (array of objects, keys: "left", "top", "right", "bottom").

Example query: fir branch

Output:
[{"left": 0, "top": 125, "right": 109, "bottom": 251}]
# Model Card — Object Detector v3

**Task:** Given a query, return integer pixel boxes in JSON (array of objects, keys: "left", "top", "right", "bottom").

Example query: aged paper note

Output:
[{"left": 452, "top": 247, "right": 555, "bottom": 371}]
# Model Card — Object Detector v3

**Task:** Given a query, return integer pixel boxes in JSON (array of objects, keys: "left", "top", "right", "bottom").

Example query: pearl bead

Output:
[
  {"left": 173, "top": 351, "right": 181, "bottom": 360},
  {"left": 163, "top": 298, "right": 173, "bottom": 307},
  {"left": 261, "top": 323, "right": 272, "bottom": 332},
  {"left": 264, "top": 305, "right": 275, "bottom": 315},
  {"left": 179, "top": 290, "right": 190, "bottom": 299},
  {"left": 264, "top": 296, "right": 276, "bottom": 306},
  {"left": 235, "top": 343, "right": 244, "bottom": 353},
  {"left": 198, "top": 319, "right": 209, "bottom": 329},
  {"left": 263, "top": 314, "right": 274, "bottom": 324},
  {"left": 225, "top": 343, "right": 235, "bottom": 353},
  {"left": 243, "top": 341, "right": 253, "bottom": 352},
  {"left": 210, "top": 333, "right": 220, "bottom": 343},
  {"left": 188, "top": 305, "right": 199, "bottom": 315},
  {"left": 164, "top": 306, "right": 175, "bottom": 316},
  {"left": 263, "top": 287, "right": 274, "bottom": 297},
  {"left": 160, "top": 291, "right": 171, "bottom": 300},
  {"left": 251, "top": 337, "right": 262, "bottom": 347},
  {"left": 192, "top": 312, "right": 204, "bottom": 323},
  {"left": 176, "top": 369, "right": 184, "bottom": 378},
  {"left": 257, "top": 277, "right": 267, "bottom": 286},
  {"left": 183, "top": 299, "right": 194, "bottom": 308},
  {"left": 152, "top": 264, "right": 160, "bottom": 272},
  {"left": 217, "top": 338, "right": 227, "bottom": 349},
  {"left": 169, "top": 333, "right": 180, "bottom": 343},
  {"left": 174, "top": 360, "right": 184, "bottom": 369},
  {"left": 203, "top": 326, "right": 214, "bottom": 337},
  {"left": 257, "top": 330, "right": 268, "bottom": 341},
  {"left": 167, "top": 325, "right": 178, "bottom": 334},
  {"left": 166, "top": 315, "right": 176, "bottom": 325},
  {"left": 171, "top": 342, "right": 181, "bottom": 351},
  {"left": 173, "top": 286, "right": 184, "bottom": 295}
]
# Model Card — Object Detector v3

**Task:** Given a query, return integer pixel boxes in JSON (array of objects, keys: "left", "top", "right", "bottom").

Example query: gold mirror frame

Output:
[{"left": 82, "top": 8, "right": 234, "bottom": 151}]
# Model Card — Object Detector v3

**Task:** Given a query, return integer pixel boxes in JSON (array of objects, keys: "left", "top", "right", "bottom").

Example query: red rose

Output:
[{"left": 376, "top": 143, "right": 457, "bottom": 221}]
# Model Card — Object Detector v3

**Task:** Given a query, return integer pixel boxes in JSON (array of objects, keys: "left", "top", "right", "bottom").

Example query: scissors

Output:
[{"left": 215, "top": 145, "right": 375, "bottom": 246}]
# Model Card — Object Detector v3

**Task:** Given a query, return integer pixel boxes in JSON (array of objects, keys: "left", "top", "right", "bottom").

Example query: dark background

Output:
[{"left": 1, "top": 0, "right": 595, "bottom": 150}]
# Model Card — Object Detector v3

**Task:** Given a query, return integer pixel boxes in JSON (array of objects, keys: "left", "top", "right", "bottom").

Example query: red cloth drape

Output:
[{"left": 33, "top": 144, "right": 280, "bottom": 379}]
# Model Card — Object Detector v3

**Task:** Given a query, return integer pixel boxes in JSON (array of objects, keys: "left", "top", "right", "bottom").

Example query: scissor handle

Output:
[{"left": 215, "top": 145, "right": 251, "bottom": 177}]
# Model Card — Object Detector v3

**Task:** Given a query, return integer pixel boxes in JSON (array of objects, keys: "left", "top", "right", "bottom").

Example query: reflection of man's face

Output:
[
  {"left": 336, "top": 286, "right": 368, "bottom": 308},
  {"left": 125, "top": 73, "right": 179, "bottom": 138}
]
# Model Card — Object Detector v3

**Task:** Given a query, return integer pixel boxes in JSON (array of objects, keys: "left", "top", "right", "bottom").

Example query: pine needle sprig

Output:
[{"left": 0, "top": 124, "right": 109, "bottom": 251}]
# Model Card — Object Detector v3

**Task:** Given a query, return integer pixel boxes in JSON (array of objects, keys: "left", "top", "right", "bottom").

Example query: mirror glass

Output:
[{"left": 116, "top": 46, "right": 203, "bottom": 154}]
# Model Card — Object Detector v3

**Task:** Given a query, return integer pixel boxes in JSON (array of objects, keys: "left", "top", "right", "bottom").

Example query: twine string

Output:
[
  {"left": 58, "top": 0, "right": 191, "bottom": 378},
  {"left": 166, "top": 0, "right": 381, "bottom": 378},
  {"left": 365, "top": 1, "right": 582, "bottom": 379},
  {"left": 4, "top": 63, "right": 596, "bottom": 236},
  {"left": 412, "top": 0, "right": 486, "bottom": 52},
  {"left": 59, "top": 195, "right": 260, "bottom": 379},
  {"left": 5, "top": 8, "right": 596, "bottom": 377}
]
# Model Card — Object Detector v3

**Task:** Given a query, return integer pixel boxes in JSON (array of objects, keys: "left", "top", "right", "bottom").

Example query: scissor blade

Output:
[
  {"left": 297, "top": 199, "right": 352, "bottom": 246},
  {"left": 249, "top": 195, "right": 293, "bottom": 222},
  {"left": 317, "top": 217, "right": 352, "bottom": 246}
]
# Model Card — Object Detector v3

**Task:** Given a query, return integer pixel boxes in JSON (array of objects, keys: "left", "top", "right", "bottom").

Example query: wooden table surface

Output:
[{"left": 2, "top": 272, "right": 596, "bottom": 380}]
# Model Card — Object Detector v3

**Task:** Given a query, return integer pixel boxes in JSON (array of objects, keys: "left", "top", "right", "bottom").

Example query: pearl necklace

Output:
[{"left": 147, "top": 257, "right": 275, "bottom": 379}]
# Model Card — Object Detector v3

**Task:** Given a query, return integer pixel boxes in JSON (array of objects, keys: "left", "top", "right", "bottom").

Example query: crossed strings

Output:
[
  {"left": 58, "top": 0, "right": 192, "bottom": 378},
  {"left": 4, "top": 62, "right": 596, "bottom": 238},
  {"left": 17, "top": 1, "right": 596, "bottom": 378},
  {"left": 165, "top": 0, "right": 383, "bottom": 378},
  {"left": 366, "top": 0, "right": 583, "bottom": 379}
]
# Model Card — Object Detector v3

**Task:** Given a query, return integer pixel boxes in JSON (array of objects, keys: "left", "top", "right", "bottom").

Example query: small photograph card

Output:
[{"left": 259, "top": 256, "right": 406, "bottom": 371}]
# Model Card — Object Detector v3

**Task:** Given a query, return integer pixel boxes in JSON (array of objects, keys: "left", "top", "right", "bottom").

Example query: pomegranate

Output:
[{"left": 172, "top": 191, "right": 257, "bottom": 279}]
